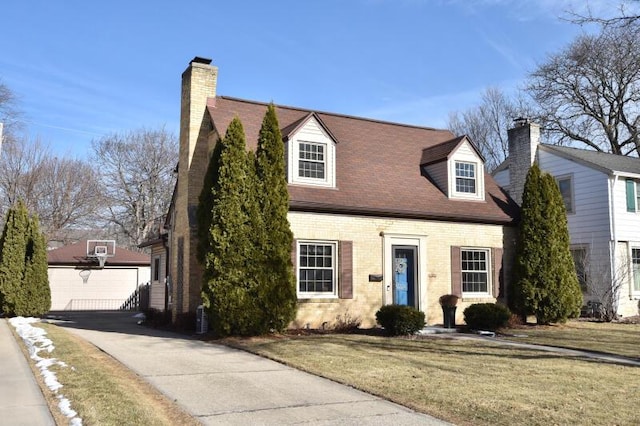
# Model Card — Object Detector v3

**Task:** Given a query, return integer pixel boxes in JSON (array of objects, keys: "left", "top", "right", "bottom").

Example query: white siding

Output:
[
  {"left": 149, "top": 246, "right": 166, "bottom": 310},
  {"left": 538, "top": 149, "right": 610, "bottom": 246},
  {"left": 48, "top": 266, "right": 150, "bottom": 311},
  {"left": 424, "top": 161, "right": 448, "bottom": 194},
  {"left": 611, "top": 178, "right": 640, "bottom": 241}
]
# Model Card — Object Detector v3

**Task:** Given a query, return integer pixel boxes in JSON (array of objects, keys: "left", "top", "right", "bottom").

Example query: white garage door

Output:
[{"left": 49, "top": 267, "right": 141, "bottom": 311}]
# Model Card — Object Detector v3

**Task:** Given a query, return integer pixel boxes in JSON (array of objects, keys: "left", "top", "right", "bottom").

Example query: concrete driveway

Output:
[{"left": 49, "top": 311, "right": 449, "bottom": 425}]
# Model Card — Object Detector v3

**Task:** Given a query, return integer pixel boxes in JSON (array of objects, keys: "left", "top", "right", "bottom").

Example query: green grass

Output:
[
  {"left": 226, "top": 322, "right": 640, "bottom": 426},
  {"left": 22, "top": 323, "right": 198, "bottom": 426}
]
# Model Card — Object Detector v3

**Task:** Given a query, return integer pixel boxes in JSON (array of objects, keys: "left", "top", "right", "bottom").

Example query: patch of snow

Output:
[{"left": 9, "top": 316, "right": 83, "bottom": 425}]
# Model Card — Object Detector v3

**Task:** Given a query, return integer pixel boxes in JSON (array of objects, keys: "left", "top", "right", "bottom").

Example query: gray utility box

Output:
[{"left": 196, "top": 305, "right": 208, "bottom": 334}]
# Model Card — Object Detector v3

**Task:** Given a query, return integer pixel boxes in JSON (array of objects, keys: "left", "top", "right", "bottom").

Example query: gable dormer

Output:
[
  {"left": 284, "top": 113, "right": 337, "bottom": 188},
  {"left": 421, "top": 136, "right": 485, "bottom": 201}
]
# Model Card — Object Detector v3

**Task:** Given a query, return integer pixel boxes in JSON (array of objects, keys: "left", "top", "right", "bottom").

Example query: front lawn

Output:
[
  {"left": 501, "top": 320, "right": 640, "bottom": 360},
  {"left": 226, "top": 321, "right": 640, "bottom": 426}
]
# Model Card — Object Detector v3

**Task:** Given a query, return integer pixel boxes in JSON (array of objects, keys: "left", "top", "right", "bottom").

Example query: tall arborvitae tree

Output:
[
  {"left": 0, "top": 201, "right": 29, "bottom": 315},
  {"left": 254, "top": 104, "right": 297, "bottom": 332},
  {"left": 196, "top": 140, "right": 223, "bottom": 265},
  {"left": 22, "top": 214, "right": 51, "bottom": 316},
  {"left": 513, "top": 164, "right": 583, "bottom": 324},
  {"left": 200, "top": 118, "right": 259, "bottom": 336},
  {"left": 538, "top": 173, "right": 582, "bottom": 322}
]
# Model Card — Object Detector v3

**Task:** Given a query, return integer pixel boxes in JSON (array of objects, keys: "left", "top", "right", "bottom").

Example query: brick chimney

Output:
[
  {"left": 507, "top": 118, "right": 540, "bottom": 205},
  {"left": 180, "top": 57, "right": 218, "bottom": 171},
  {"left": 171, "top": 57, "right": 218, "bottom": 319}
]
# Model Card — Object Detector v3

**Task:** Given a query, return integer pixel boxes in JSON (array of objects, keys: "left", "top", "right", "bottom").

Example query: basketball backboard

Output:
[{"left": 86, "top": 240, "right": 116, "bottom": 268}]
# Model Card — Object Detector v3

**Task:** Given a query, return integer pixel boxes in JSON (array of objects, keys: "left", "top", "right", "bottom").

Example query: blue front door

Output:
[{"left": 393, "top": 246, "right": 417, "bottom": 307}]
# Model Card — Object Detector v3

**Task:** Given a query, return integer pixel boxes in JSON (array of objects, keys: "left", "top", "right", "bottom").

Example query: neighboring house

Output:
[
  {"left": 494, "top": 119, "right": 640, "bottom": 317},
  {"left": 139, "top": 233, "right": 169, "bottom": 311},
  {"left": 158, "top": 57, "right": 519, "bottom": 328},
  {"left": 47, "top": 240, "right": 151, "bottom": 311}
]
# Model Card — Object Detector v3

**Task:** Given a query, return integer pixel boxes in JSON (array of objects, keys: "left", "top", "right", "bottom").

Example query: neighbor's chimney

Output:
[{"left": 507, "top": 118, "right": 540, "bottom": 205}]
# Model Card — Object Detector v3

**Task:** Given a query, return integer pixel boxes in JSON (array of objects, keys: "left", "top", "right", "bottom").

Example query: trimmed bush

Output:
[
  {"left": 463, "top": 303, "right": 511, "bottom": 331},
  {"left": 375, "top": 305, "right": 425, "bottom": 336}
]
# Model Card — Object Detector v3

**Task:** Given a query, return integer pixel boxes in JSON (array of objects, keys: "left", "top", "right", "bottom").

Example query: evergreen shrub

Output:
[
  {"left": 463, "top": 303, "right": 511, "bottom": 331},
  {"left": 375, "top": 305, "right": 425, "bottom": 336}
]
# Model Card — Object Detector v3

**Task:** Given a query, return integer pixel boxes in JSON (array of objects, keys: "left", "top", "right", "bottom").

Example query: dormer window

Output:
[
  {"left": 287, "top": 114, "right": 336, "bottom": 188},
  {"left": 455, "top": 162, "right": 476, "bottom": 194},
  {"left": 421, "top": 137, "right": 485, "bottom": 202}
]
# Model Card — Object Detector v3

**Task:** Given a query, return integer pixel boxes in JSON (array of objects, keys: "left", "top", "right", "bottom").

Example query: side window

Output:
[
  {"left": 556, "top": 175, "right": 574, "bottom": 213},
  {"left": 632, "top": 248, "right": 640, "bottom": 294},
  {"left": 570, "top": 247, "right": 588, "bottom": 291},
  {"left": 153, "top": 256, "right": 161, "bottom": 282}
]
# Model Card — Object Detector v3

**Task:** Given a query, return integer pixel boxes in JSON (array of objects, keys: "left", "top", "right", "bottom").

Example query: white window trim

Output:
[
  {"left": 449, "top": 160, "right": 484, "bottom": 201},
  {"left": 287, "top": 117, "right": 336, "bottom": 188},
  {"left": 556, "top": 173, "right": 575, "bottom": 214},
  {"left": 296, "top": 240, "right": 338, "bottom": 299},
  {"left": 152, "top": 255, "right": 161, "bottom": 282},
  {"left": 629, "top": 246, "right": 640, "bottom": 297},
  {"left": 460, "top": 247, "right": 492, "bottom": 298}
]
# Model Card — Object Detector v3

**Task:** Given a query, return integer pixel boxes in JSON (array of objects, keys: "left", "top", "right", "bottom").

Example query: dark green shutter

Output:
[{"left": 626, "top": 180, "right": 636, "bottom": 212}]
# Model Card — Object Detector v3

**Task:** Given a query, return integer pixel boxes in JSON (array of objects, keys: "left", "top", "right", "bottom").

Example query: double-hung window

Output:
[
  {"left": 461, "top": 249, "right": 490, "bottom": 296},
  {"left": 298, "top": 241, "right": 337, "bottom": 297},
  {"left": 632, "top": 248, "right": 640, "bottom": 294},
  {"left": 298, "top": 142, "right": 326, "bottom": 179},
  {"left": 455, "top": 161, "right": 476, "bottom": 194}
]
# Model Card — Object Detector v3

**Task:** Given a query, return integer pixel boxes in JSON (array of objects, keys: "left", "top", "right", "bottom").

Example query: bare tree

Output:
[
  {"left": 0, "top": 136, "right": 103, "bottom": 240},
  {"left": 91, "top": 127, "right": 178, "bottom": 247},
  {"left": 578, "top": 248, "right": 629, "bottom": 322},
  {"left": 0, "top": 136, "right": 49, "bottom": 215},
  {"left": 566, "top": 0, "right": 640, "bottom": 27},
  {"left": 0, "top": 80, "right": 23, "bottom": 146},
  {"left": 33, "top": 157, "right": 104, "bottom": 240},
  {"left": 448, "top": 87, "right": 534, "bottom": 172},
  {"left": 526, "top": 24, "right": 640, "bottom": 155}
]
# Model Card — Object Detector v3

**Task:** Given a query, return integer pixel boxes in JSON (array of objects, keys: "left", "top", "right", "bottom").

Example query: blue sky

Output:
[{"left": 0, "top": 0, "right": 630, "bottom": 159}]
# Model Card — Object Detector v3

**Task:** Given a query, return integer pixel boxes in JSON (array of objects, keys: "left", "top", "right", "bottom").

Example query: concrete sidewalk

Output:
[
  {"left": 50, "top": 311, "right": 448, "bottom": 425},
  {"left": 0, "top": 318, "right": 55, "bottom": 426}
]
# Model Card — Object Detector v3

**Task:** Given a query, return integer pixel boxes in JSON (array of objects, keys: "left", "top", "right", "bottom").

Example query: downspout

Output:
[{"left": 609, "top": 174, "right": 619, "bottom": 299}]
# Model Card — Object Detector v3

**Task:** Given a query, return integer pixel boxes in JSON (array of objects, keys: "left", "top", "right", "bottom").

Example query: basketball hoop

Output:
[
  {"left": 96, "top": 253, "right": 107, "bottom": 269},
  {"left": 86, "top": 239, "right": 115, "bottom": 268},
  {"left": 79, "top": 269, "right": 91, "bottom": 284}
]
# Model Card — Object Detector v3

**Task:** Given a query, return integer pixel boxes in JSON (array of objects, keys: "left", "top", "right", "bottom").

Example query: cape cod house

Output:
[
  {"left": 160, "top": 57, "right": 519, "bottom": 328},
  {"left": 494, "top": 120, "right": 640, "bottom": 318}
]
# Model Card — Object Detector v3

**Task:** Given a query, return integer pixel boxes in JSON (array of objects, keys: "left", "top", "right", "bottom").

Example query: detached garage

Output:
[{"left": 47, "top": 240, "right": 151, "bottom": 311}]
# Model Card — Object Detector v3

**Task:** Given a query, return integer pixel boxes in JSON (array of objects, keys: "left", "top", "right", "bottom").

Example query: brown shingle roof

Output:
[
  {"left": 207, "top": 96, "right": 518, "bottom": 225},
  {"left": 47, "top": 240, "right": 150, "bottom": 267}
]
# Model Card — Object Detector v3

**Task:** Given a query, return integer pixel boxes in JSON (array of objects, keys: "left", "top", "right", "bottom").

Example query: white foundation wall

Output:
[{"left": 289, "top": 211, "right": 516, "bottom": 328}]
